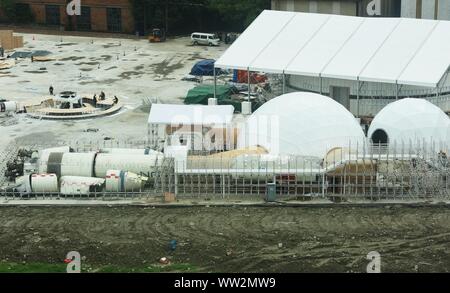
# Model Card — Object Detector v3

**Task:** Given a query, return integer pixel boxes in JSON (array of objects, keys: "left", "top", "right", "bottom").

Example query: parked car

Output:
[{"left": 191, "top": 33, "right": 220, "bottom": 46}]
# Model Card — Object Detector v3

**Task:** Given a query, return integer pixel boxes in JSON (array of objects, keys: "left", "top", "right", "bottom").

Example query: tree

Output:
[
  {"left": 130, "top": 0, "right": 270, "bottom": 36},
  {"left": 207, "top": 0, "right": 271, "bottom": 31}
]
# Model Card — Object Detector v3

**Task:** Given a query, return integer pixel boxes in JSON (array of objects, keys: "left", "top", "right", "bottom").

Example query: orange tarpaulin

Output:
[{"left": 236, "top": 70, "right": 267, "bottom": 84}]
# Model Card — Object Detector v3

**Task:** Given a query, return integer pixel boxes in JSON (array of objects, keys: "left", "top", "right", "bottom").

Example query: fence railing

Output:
[{"left": 1, "top": 140, "right": 449, "bottom": 202}]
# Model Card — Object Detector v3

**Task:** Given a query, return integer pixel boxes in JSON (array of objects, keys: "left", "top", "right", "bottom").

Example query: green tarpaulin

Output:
[{"left": 185, "top": 85, "right": 233, "bottom": 104}]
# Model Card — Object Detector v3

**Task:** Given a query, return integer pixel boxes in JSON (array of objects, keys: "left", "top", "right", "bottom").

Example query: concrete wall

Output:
[
  {"left": 401, "top": 0, "right": 450, "bottom": 19},
  {"left": 438, "top": 0, "right": 450, "bottom": 20},
  {"left": 421, "top": 0, "right": 436, "bottom": 19},
  {"left": 272, "top": 0, "right": 357, "bottom": 15},
  {"left": 272, "top": 0, "right": 448, "bottom": 18}
]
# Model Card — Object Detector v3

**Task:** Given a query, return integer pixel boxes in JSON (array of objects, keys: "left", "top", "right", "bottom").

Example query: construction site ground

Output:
[
  {"left": 0, "top": 32, "right": 227, "bottom": 151},
  {"left": 1, "top": 205, "right": 450, "bottom": 273}
]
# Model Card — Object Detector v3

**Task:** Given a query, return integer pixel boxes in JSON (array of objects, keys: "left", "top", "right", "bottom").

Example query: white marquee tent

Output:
[
  {"left": 368, "top": 98, "right": 450, "bottom": 149},
  {"left": 238, "top": 92, "right": 367, "bottom": 158},
  {"left": 148, "top": 104, "right": 235, "bottom": 150},
  {"left": 148, "top": 104, "right": 234, "bottom": 126},
  {"left": 215, "top": 10, "right": 450, "bottom": 88}
]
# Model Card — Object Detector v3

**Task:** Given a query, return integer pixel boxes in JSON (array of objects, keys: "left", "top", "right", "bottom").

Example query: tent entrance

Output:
[{"left": 371, "top": 129, "right": 389, "bottom": 144}]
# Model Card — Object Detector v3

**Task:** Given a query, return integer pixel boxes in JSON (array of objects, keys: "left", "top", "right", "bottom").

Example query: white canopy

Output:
[
  {"left": 215, "top": 10, "right": 450, "bottom": 88},
  {"left": 148, "top": 104, "right": 234, "bottom": 126}
]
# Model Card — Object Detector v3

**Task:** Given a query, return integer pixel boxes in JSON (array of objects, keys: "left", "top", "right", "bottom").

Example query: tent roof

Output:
[
  {"left": 215, "top": 10, "right": 450, "bottom": 88},
  {"left": 148, "top": 104, "right": 234, "bottom": 125}
]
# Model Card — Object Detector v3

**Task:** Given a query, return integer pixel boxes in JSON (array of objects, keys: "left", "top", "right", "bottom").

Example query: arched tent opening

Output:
[{"left": 371, "top": 129, "right": 389, "bottom": 145}]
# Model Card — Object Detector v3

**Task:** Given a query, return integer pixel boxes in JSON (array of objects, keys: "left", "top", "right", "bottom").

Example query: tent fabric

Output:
[
  {"left": 238, "top": 92, "right": 367, "bottom": 158},
  {"left": 368, "top": 98, "right": 450, "bottom": 149},
  {"left": 215, "top": 10, "right": 450, "bottom": 88},
  {"left": 189, "top": 59, "right": 217, "bottom": 76},
  {"left": 148, "top": 104, "right": 234, "bottom": 126}
]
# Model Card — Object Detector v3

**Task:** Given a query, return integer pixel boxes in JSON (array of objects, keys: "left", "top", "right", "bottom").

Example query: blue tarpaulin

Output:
[{"left": 190, "top": 59, "right": 224, "bottom": 76}]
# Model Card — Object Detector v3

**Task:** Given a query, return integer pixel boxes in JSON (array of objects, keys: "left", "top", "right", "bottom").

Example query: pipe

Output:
[{"left": 213, "top": 66, "right": 217, "bottom": 100}]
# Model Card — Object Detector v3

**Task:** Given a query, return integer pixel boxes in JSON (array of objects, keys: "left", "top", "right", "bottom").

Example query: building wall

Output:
[
  {"left": 5, "top": 0, "right": 135, "bottom": 33},
  {"left": 438, "top": 0, "right": 450, "bottom": 20},
  {"left": 272, "top": 0, "right": 358, "bottom": 15},
  {"left": 402, "top": 0, "right": 450, "bottom": 20},
  {"left": 401, "top": 0, "right": 416, "bottom": 18},
  {"left": 272, "top": 0, "right": 449, "bottom": 19}
]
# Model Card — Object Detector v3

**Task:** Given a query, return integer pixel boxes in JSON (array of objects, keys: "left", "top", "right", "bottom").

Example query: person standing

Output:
[{"left": 49, "top": 85, "right": 54, "bottom": 96}]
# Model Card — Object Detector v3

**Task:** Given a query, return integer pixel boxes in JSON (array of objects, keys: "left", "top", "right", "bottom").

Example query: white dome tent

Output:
[
  {"left": 238, "top": 92, "right": 367, "bottom": 158},
  {"left": 368, "top": 98, "right": 450, "bottom": 151}
]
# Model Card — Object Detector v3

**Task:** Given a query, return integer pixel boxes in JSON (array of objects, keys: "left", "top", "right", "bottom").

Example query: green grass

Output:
[{"left": 0, "top": 262, "right": 198, "bottom": 273}]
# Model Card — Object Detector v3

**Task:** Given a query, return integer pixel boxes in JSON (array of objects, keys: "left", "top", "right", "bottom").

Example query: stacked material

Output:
[{"left": 0, "top": 30, "right": 23, "bottom": 50}]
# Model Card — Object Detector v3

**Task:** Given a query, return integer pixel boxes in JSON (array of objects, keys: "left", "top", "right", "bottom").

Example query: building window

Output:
[
  {"left": 107, "top": 8, "right": 122, "bottom": 32},
  {"left": 15, "top": 3, "right": 33, "bottom": 23},
  {"left": 46, "top": 5, "right": 61, "bottom": 26},
  {"left": 77, "top": 6, "right": 91, "bottom": 31}
]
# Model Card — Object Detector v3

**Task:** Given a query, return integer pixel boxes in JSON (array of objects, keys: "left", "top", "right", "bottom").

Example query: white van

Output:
[{"left": 191, "top": 32, "right": 220, "bottom": 46}]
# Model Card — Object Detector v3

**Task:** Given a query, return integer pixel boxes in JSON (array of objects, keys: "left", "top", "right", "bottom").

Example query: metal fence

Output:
[
  {"left": 172, "top": 142, "right": 450, "bottom": 201},
  {"left": 1, "top": 139, "right": 449, "bottom": 202}
]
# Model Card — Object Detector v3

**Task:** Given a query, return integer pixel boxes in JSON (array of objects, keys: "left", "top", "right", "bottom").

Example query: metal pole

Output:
[
  {"left": 395, "top": 82, "right": 399, "bottom": 100},
  {"left": 319, "top": 75, "right": 323, "bottom": 95},
  {"left": 247, "top": 69, "right": 251, "bottom": 102},
  {"left": 213, "top": 67, "right": 217, "bottom": 100},
  {"left": 357, "top": 79, "right": 360, "bottom": 118},
  {"left": 282, "top": 72, "right": 286, "bottom": 94}
]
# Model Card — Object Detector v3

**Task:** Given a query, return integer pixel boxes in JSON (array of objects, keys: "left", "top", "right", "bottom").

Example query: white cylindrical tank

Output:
[
  {"left": 94, "top": 153, "right": 164, "bottom": 178},
  {"left": 30, "top": 174, "right": 59, "bottom": 193},
  {"left": 38, "top": 146, "right": 71, "bottom": 173},
  {"left": 45, "top": 152, "right": 96, "bottom": 178},
  {"left": 105, "top": 170, "right": 145, "bottom": 192},
  {"left": 60, "top": 176, "right": 105, "bottom": 195},
  {"left": 100, "top": 148, "right": 162, "bottom": 156},
  {"left": 61, "top": 153, "right": 96, "bottom": 177},
  {"left": 0, "top": 101, "right": 17, "bottom": 114}
]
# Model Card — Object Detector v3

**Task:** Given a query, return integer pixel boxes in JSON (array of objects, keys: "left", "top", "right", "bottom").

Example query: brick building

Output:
[{"left": 4, "top": 0, "right": 135, "bottom": 33}]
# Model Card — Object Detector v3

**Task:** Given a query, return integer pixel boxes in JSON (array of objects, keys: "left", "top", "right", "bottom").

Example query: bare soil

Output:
[{"left": 0, "top": 205, "right": 449, "bottom": 272}]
